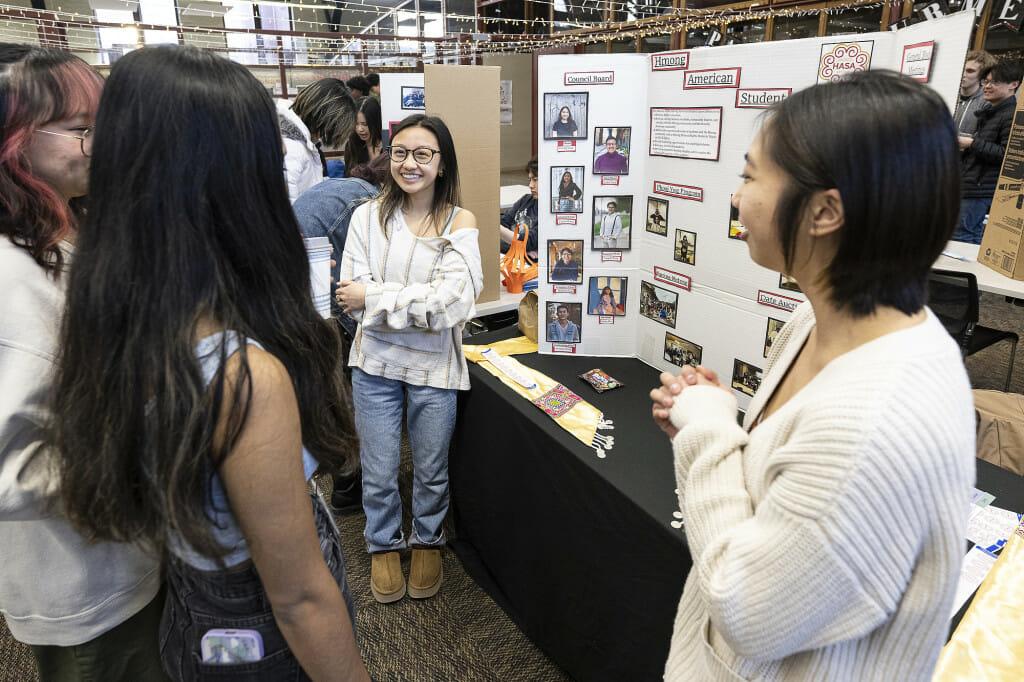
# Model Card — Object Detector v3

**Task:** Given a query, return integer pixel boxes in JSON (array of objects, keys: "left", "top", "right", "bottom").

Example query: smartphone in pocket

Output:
[{"left": 200, "top": 628, "right": 264, "bottom": 664}]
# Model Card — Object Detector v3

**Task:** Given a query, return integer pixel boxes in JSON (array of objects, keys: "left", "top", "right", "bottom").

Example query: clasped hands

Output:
[
  {"left": 650, "top": 365, "right": 729, "bottom": 439},
  {"left": 329, "top": 257, "right": 367, "bottom": 313}
]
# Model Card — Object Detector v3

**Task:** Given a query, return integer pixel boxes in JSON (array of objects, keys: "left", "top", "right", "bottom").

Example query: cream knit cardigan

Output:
[{"left": 665, "top": 303, "right": 976, "bottom": 681}]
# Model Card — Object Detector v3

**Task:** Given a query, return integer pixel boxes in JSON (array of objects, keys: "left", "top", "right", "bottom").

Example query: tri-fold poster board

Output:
[{"left": 536, "top": 11, "right": 974, "bottom": 409}]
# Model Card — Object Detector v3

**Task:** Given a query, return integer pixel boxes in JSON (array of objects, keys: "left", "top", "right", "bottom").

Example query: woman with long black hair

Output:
[
  {"left": 344, "top": 95, "right": 383, "bottom": 176},
  {"left": 51, "top": 45, "right": 369, "bottom": 681}
]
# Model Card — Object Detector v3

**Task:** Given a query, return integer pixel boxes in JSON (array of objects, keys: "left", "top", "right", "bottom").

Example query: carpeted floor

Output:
[{"left": 3, "top": 291, "right": 1022, "bottom": 682}]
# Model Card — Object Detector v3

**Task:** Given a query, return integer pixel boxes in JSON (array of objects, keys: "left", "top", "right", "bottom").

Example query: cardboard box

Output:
[
  {"left": 424, "top": 65, "right": 501, "bottom": 303},
  {"left": 979, "top": 98, "right": 1024, "bottom": 279}
]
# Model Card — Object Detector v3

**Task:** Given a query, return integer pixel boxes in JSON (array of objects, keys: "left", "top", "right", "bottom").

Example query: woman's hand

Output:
[
  {"left": 650, "top": 365, "right": 726, "bottom": 439},
  {"left": 958, "top": 135, "right": 974, "bottom": 150},
  {"left": 336, "top": 280, "right": 366, "bottom": 312}
]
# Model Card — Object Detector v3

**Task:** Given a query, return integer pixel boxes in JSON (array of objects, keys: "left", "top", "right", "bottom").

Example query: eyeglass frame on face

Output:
[
  {"left": 981, "top": 78, "right": 1004, "bottom": 86},
  {"left": 385, "top": 145, "right": 441, "bottom": 164},
  {"left": 34, "top": 126, "right": 93, "bottom": 157}
]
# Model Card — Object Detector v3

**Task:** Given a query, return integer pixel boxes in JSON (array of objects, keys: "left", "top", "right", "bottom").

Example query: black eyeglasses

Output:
[
  {"left": 34, "top": 126, "right": 93, "bottom": 157},
  {"left": 384, "top": 146, "right": 440, "bottom": 164}
]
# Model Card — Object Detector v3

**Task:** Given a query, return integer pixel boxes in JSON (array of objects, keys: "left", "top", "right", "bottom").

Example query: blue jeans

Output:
[
  {"left": 953, "top": 197, "right": 990, "bottom": 245},
  {"left": 159, "top": 492, "right": 355, "bottom": 681},
  {"left": 351, "top": 368, "right": 456, "bottom": 553}
]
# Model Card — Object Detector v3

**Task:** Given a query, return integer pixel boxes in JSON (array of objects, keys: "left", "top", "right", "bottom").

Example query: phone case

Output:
[{"left": 200, "top": 628, "right": 265, "bottom": 664}]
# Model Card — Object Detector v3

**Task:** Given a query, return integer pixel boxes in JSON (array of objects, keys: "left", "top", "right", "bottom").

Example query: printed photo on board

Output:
[
  {"left": 546, "top": 301, "right": 583, "bottom": 343},
  {"left": 764, "top": 317, "right": 785, "bottom": 358},
  {"left": 592, "top": 195, "right": 632, "bottom": 250},
  {"left": 727, "top": 197, "right": 745, "bottom": 240},
  {"left": 544, "top": 92, "right": 589, "bottom": 140},
  {"left": 593, "top": 127, "right": 631, "bottom": 175},
  {"left": 779, "top": 274, "right": 802, "bottom": 293},
  {"left": 731, "top": 359, "right": 763, "bottom": 397},
  {"left": 548, "top": 239, "right": 584, "bottom": 284},
  {"left": 401, "top": 86, "right": 425, "bottom": 110},
  {"left": 646, "top": 197, "right": 668, "bottom": 236},
  {"left": 664, "top": 333, "right": 702, "bottom": 368},
  {"left": 640, "top": 280, "right": 678, "bottom": 328},
  {"left": 551, "top": 166, "right": 584, "bottom": 213},
  {"left": 674, "top": 229, "right": 696, "bottom": 265},
  {"left": 588, "top": 276, "right": 627, "bottom": 316}
]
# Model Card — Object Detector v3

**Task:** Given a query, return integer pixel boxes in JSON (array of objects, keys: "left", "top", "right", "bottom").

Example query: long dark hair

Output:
[
  {"left": 343, "top": 95, "right": 382, "bottom": 174},
  {"left": 376, "top": 114, "right": 460, "bottom": 237},
  {"left": 51, "top": 45, "right": 357, "bottom": 560},
  {"left": 0, "top": 45, "right": 102, "bottom": 275}
]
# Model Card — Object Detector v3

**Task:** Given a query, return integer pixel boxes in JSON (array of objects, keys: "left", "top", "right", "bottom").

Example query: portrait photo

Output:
[
  {"left": 547, "top": 239, "right": 584, "bottom": 284},
  {"left": 779, "top": 274, "right": 802, "bottom": 293},
  {"left": 764, "top": 317, "right": 785, "bottom": 358},
  {"left": 646, "top": 197, "right": 668, "bottom": 236},
  {"left": 731, "top": 359, "right": 763, "bottom": 397},
  {"left": 639, "top": 280, "right": 678, "bottom": 328},
  {"left": 400, "top": 85, "right": 425, "bottom": 110},
  {"left": 551, "top": 166, "right": 584, "bottom": 214},
  {"left": 593, "top": 126, "right": 631, "bottom": 175},
  {"left": 546, "top": 301, "right": 583, "bottom": 343},
  {"left": 592, "top": 195, "right": 632, "bottom": 251},
  {"left": 543, "top": 92, "right": 588, "bottom": 140},
  {"left": 674, "top": 229, "right": 696, "bottom": 265},
  {"left": 664, "top": 333, "right": 702, "bottom": 368},
  {"left": 727, "top": 197, "right": 745, "bottom": 240},
  {"left": 588, "top": 276, "right": 627, "bottom": 316}
]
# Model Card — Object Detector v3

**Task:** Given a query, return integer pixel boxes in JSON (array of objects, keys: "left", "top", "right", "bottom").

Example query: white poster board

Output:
[
  {"left": 537, "top": 11, "right": 974, "bottom": 410},
  {"left": 379, "top": 72, "right": 425, "bottom": 144}
]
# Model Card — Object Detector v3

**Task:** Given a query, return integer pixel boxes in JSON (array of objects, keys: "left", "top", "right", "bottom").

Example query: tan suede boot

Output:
[
  {"left": 408, "top": 547, "right": 442, "bottom": 599},
  {"left": 370, "top": 551, "right": 406, "bottom": 603}
]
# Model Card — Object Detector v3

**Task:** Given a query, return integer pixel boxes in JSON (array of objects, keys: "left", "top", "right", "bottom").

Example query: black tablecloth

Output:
[{"left": 449, "top": 328, "right": 1024, "bottom": 682}]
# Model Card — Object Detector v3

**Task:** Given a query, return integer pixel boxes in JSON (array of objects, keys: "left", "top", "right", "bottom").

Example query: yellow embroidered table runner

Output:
[
  {"left": 463, "top": 338, "right": 614, "bottom": 457},
  {"left": 934, "top": 518, "right": 1024, "bottom": 681}
]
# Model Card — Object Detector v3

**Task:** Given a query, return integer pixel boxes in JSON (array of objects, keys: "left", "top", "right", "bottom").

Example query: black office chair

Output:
[{"left": 928, "top": 269, "right": 1018, "bottom": 391}]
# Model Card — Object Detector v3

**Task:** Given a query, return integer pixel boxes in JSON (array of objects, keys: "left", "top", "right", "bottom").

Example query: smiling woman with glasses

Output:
[{"left": 337, "top": 113, "right": 482, "bottom": 605}]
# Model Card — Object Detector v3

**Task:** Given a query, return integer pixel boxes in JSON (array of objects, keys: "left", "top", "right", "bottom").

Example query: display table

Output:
[
  {"left": 936, "top": 241, "right": 1024, "bottom": 298},
  {"left": 450, "top": 328, "right": 1024, "bottom": 682},
  {"left": 450, "top": 329, "right": 688, "bottom": 682}
]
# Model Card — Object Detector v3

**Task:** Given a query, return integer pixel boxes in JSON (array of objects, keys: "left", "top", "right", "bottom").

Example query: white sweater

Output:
[
  {"left": 0, "top": 237, "right": 160, "bottom": 645},
  {"left": 664, "top": 303, "right": 975, "bottom": 681},
  {"left": 341, "top": 201, "right": 482, "bottom": 390}
]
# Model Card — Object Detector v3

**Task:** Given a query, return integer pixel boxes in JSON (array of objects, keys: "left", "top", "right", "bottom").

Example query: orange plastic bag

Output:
[{"left": 500, "top": 222, "right": 538, "bottom": 293}]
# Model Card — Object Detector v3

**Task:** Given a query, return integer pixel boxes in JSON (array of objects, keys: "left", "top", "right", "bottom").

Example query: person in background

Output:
[
  {"left": 550, "top": 247, "right": 580, "bottom": 282},
  {"left": 346, "top": 75, "right": 370, "bottom": 100},
  {"left": 337, "top": 115, "right": 482, "bottom": 604},
  {"left": 547, "top": 305, "right": 580, "bottom": 343},
  {"left": 294, "top": 153, "right": 390, "bottom": 515},
  {"left": 276, "top": 98, "right": 322, "bottom": 202},
  {"left": 344, "top": 96, "right": 383, "bottom": 177},
  {"left": 955, "top": 50, "right": 997, "bottom": 136},
  {"left": 281, "top": 77, "right": 356, "bottom": 202},
  {"left": 0, "top": 44, "right": 164, "bottom": 681},
  {"left": 499, "top": 158, "right": 538, "bottom": 259},
  {"left": 955, "top": 60, "right": 1022, "bottom": 244},
  {"left": 366, "top": 73, "right": 380, "bottom": 97},
  {"left": 51, "top": 45, "right": 368, "bottom": 681},
  {"left": 650, "top": 71, "right": 974, "bottom": 681}
]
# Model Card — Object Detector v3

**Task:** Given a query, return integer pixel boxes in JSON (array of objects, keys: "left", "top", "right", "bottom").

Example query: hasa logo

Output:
[{"left": 818, "top": 42, "right": 872, "bottom": 82}]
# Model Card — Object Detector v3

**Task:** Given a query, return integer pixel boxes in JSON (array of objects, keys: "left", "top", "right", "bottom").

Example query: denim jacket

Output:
[{"left": 293, "top": 177, "right": 378, "bottom": 334}]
